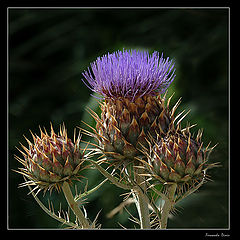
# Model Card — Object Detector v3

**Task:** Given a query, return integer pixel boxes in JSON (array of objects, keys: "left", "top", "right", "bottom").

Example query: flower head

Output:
[
  {"left": 82, "top": 49, "right": 176, "bottom": 100},
  {"left": 82, "top": 49, "right": 177, "bottom": 165},
  {"left": 14, "top": 124, "right": 88, "bottom": 194},
  {"left": 139, "top": 127, "right": 218, "bottom": 197}
]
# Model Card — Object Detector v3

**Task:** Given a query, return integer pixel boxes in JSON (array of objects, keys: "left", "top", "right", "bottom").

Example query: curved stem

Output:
[
  {"left": 61, "top": 181, "right": 90, "bottom": 229},
  {"left": 160, "top": 183, "right": 177, "bottom": 229}
]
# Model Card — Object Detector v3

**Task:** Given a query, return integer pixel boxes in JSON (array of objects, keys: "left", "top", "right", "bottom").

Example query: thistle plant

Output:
[{"left": 14, "top": 49, "right": 218, "bottom": 229}]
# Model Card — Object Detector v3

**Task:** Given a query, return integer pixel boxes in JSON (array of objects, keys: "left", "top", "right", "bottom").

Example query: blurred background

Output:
[{"left": 9, "top": 8, "right": 229, "bottom": 229}]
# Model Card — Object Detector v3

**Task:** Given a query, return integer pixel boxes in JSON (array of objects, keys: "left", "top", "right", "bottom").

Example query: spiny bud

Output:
[
  {"left": 14, "top": 124, "right": 87, "bottom": 194},
  {"left": 144, "top": 129, "right": 216, "bottom": 188}
]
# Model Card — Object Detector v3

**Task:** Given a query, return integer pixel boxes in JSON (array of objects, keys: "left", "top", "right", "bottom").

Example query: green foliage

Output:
[{"left": 9, "top": 8, "right": 228, "bottom": 228}]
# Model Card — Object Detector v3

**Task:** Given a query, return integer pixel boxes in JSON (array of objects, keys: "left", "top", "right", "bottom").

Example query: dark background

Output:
[{"left": 8, "top": 8, "right": 229, "bottom": 229}]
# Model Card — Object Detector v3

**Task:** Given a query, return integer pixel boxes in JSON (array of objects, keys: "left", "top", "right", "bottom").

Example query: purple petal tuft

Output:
[{"left": 82, "top": 49, "right": 176, "bottom": 100}]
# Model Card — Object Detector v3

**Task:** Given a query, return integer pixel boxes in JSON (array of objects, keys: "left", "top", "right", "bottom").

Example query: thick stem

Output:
[
  {"left": 61, "top": 181, "right": 90, "bottom": 229},
  {"left": 134, "top": 168, "right": 151, "bottom": 229},
  {"left": 160, "top": 183, "right": 177, "bottom": 229}
]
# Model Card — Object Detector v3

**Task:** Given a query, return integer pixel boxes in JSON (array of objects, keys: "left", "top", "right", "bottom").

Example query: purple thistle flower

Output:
[{"left": 82, "top": 49, "right": 176, "bottom": 100}]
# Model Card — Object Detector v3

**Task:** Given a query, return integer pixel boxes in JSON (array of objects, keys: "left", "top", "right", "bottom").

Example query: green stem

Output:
[
  {"left": 160, "top": 183, "right": 177, "bottom": 229},
  {"left": 134, "top": 168, "right": 151, "bottom": 229},
  {"left": 61, "top": 181, "right": 90, "bottom": 229}
]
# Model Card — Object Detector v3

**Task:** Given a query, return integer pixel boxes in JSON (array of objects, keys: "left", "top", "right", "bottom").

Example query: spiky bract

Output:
[
  {"left": 84, "top": 94, "right": 185, "bottom": 165},
  {"left": 15, "top": 124, "right": 88, "bottom": 194}
]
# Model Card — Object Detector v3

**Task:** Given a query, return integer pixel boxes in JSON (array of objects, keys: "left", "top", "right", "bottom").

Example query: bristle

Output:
[
  {"left": 14, "top": 154, "right": 26, "bottom": 165},
  {"left": 166, "top": 92, "right": 174, "bottom": 111},
  {"left": 19, "top": 142, "right": 30, "bottom": 156},
  {"left": 39, "top": 125, "right": 44, "bottom": 138},
  {"left": 73, "top": 128, "right": 76, "bottom": 144},
  {"left": 29, "top": 130, "right": 36, "bottom": 144},
  {"left": 176, "top": 109, "right": 191, "bottom": 126},
  {"left": 50, "top": 122, "right": 54, "bottom": 137},
  {"left": 170, "top": 97, "right": 182, "bottom": 118},
  {"left": 43, "top": 126, "right": 49, "bottom": 137},
  {"left": 196, "top": 129, "right": 203, "bottom": 143},
  {"left": 23, "top": 135, "right": 32, "bottom": 147},
  {"left": 86, "top": 107, "right": 102, "bottom": 125},
  {"left": 62, "top": 122, "right": 66, "bottom": 136},
  {"left": 173, "top": 109, "right": 185, "bottom": 124},
  {"left": 15, "top": 146, "right": 27, "bottom": 158}
]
